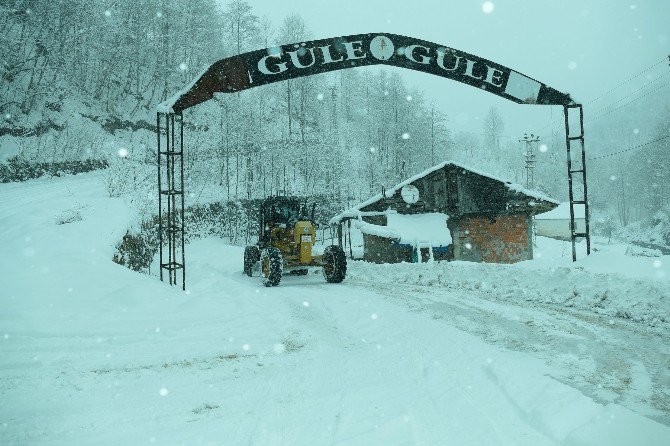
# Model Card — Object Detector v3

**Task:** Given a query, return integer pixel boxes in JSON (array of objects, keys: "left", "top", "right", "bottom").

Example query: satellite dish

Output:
[{"left": 401, "top": 184, "right": 419, "bottom": 204}]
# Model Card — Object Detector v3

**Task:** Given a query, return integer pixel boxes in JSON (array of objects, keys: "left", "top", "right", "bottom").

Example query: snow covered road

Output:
[{"left": 1, "top": 172, "right": 670, "bottom": 445}]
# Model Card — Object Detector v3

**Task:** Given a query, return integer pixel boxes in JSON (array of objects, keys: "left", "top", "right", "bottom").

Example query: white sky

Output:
[{"left": 240, "top": 0, "right": 668, "bottom": 141}]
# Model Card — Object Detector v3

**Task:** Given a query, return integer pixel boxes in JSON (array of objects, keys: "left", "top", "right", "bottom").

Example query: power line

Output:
[
  {"left": 587, "top": 134, "right": 670, "bottom": 161},
  {"left": 533, "top": 55, "right": 670, "bottom": 134},
  {"left": 585, "top": 56, "right": 668, "bottom": 105},
  {"left": 587, "top": 71, "right": 669, "bottom": 118},
  {"left": 586, "top": 80, "right": 670, "bottom": 124}
]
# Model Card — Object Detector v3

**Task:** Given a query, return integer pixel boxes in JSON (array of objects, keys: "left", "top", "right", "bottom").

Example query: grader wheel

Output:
[
  {"left": 322, "top": 245, "right": 346, "bottom": 283},
  {"left": 260, "top": 247, "right": 283, "bottom": 287}
]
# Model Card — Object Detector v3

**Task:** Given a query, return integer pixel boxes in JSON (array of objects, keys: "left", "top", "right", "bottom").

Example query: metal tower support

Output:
[
  {"left": 157, "top": 112, "right": 186, "bottom": 290},
  {"left": 563, "top": 104, "right": 591, "bottom": 261},
  {"left": 519, "top": 133, "right": 540, "bottom": 189}
]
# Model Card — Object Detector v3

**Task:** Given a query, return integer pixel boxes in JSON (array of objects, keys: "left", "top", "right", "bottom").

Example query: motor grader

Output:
[{"left": 243, "top": 196, "right": 346, "bottom": 287}]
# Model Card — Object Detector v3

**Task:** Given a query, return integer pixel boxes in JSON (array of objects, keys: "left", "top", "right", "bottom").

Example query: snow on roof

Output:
[
  {"left": 355, "top": 212, "right": 452, "bottom": 247},
  {"left": 330, "top": 160, "right": 559, "bottom": 224},
  {"left": 535, "top": 202, "right": 586, "bottom": 220}
]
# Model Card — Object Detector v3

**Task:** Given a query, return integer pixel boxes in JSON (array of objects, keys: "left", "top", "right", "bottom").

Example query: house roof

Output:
[{"left": 330, "top": 160, "right": 559, "bottom": 224}]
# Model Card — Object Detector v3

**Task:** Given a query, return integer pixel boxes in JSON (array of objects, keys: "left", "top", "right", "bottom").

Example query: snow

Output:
[
  {"left": 157, "top": 65, "right": 211, "bottom": 114},
  {"left": 354, "top": 219, "right": 400, "bottom": 239},
  {"left": 1, "top": 173, "right": 670, "bottom": 444},
  {"left": 354, "top": 212, "right": 451, "bottom": 247},
  {"left": 330, "top": 160, "right": 559, "bottom": 224},
  {"left": 536, "top": 202, "right": 586, "bottom": 220},
  {"left": 387, "top": 211, "right": 451, "bottom": 246}
]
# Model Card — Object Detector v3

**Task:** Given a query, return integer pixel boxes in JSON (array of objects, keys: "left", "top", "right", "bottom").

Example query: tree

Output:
[
  {"left": 223, "top": 0, "right": 259, "bottom": 54},
  {"left": 483, "top": 106, "right": 505, "bottom": 161}
]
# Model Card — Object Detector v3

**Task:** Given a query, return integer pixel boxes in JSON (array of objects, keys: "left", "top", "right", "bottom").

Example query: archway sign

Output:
[{"left": 156, "top": 33, "right": 590, "bottom": 289}]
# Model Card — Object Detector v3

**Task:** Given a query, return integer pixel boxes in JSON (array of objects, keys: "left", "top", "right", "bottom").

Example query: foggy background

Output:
[{"left": 1, "top": 0, "right": 669, "bottom": 241}]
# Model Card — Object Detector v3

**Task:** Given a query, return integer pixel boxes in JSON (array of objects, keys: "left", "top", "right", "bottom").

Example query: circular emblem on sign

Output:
[
  {"left": 370, "top": 35, "right": 395, "bottom": 61},
  {"left": 401, "top": 184, "right": 420, "bottom": 204}
]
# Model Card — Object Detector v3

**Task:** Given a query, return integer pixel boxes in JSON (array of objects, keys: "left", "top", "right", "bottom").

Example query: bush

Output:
[{"left": 0, "top": 156, "right": 108, "bottom": 183}]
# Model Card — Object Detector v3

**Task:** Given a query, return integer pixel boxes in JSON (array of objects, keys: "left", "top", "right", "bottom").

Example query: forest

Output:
[{"left": 2, "top": 0, "right": 669, "bottom": 249}]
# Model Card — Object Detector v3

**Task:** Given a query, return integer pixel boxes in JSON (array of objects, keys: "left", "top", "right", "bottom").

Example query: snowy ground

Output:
[{"left": 1, "top": 172, "right": 670, "bottom": 445}]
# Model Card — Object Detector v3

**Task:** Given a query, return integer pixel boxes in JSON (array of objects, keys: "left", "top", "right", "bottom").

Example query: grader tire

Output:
[
  {"left": 261, "top": 248, "right": 283, "bottom": 287},
  {"left": 243, "top": 245, "right": 260, "bottom": 277},
  {"left": 322, "top": 245, "right": 346, "bottom": 283}
]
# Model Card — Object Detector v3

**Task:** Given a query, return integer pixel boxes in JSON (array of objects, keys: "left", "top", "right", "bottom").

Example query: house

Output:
[
  {"left": 330, "top": 161, "right": 559, "bottom": 264},
  {"left": 535, "top": 202, "right": 586, "bottom": 240}
]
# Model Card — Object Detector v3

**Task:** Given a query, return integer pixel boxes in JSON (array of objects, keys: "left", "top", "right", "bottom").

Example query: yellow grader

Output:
[{"left": 243, "top": 196, "right": 347, "bottom": 287}]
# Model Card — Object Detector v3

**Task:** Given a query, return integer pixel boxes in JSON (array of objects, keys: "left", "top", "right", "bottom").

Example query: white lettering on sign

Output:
[
  {"left": 405, "top": 45, "right": 432, "bottom": 65},
  {"left": 254, "top": 35, "right": 507, "bottom": 92},
  {"left": 436, "top": 49, "right": 462, "bottom": 71},
  {"left": 464, "top": 59, "right": 483, "bottom": 80},
  {"left": 288, "top": 48, "right": 316, "bottom": 69},
  {"left": 258, "top": 54, "right": 287, "bottom": 74},
  {"left": 320, "top": 45, "right": 344, "bottom": 64},
  {"left": 484, "top": 65, "right": 505, "bottom": 87},
  {"left": 343, "top": 40, "right": 367, "bottom": 60}
]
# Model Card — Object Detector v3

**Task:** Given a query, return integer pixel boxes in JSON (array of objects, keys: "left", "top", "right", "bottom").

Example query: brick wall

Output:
[{"left": 453, "top": 215, "right": 532, "bottom": 263}]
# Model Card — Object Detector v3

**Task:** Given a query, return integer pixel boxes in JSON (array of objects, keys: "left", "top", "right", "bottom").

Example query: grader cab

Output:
[{"left": 243, "top": 196, "right": 346, "bottom": 287}]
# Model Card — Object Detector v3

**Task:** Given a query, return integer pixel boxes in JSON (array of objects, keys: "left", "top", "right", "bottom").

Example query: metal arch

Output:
[
  {"left": 155, "top": 33, "right": 590, "bottom": 290},
  {"left": 159, "top": 33, "right": 574, "bottom": 113}
]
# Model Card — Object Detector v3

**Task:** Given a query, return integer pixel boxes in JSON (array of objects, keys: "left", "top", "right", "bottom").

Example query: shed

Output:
[
  {"left": 535, "top": 202, "right": 586, "bottom": 240},
  {"left": 330, "top": 161, "right": 559, "bottom": 264}
]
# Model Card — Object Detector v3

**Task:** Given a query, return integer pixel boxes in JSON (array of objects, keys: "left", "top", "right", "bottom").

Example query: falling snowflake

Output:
[
  {"left": 159, "top": 387, "right": 169, "bottom": 396},
  {"left": 369, "top": 147, "right": 376, "bottom": 153},
  {"left": 156, "top": 11, "right": 162, "bottom": 18},
  {"left": 371, "top": 313, "right": 378, "bottom": 320},
  {"left": 568, "top": 61, "right": 578, "bottom": 70},
  {"left": 104, "top": 10, "right": 111, "bottom": 17},
  {"left": 482, "top": 1, "right": 495, "bottom": 14},
  {"left": 610, "top": 175, "right": 617, "bottom": 181},
  {"left": 3, "top": 334, "right": 8, "bottom": 339},
  {"left": 118, "top": 148, "right": 128, "bottom": 158},
  {"left": 267, "top": 46, "right": 282, "bottom": 57},
  {"left": 653, "top": 260, "right": 662, "bottom": 268},
  {"left": 317, "top": 93, "right": 324, "bottom": 100},
  {"left": 633, "top": 128, "right": 639, "bottom": 134},
  {"left": 4, "top": 113, "right": 10, "bottom": 120},
  {"left": 302, "top": 301, "right": 310, "bottom": 307},
  {"left": 383, "top": 90, "right": 389, "bottom": 96},
  {"left": 539, "top": 144, "right": 548, "bottom": 153},
  {"left": 406, "top": 95, "right": 412, "bottom": 101},
  {"left": 401, "top": 133, "right": 410, "bottom": 140},
  {"left": 179, "top": 62, "right": 188, "bottom": 71},
  {"left": 630, "top": 4, "right": 637, "bottom": 10},
  {"left": 465, "top": 243, "right": 472, "bottom": 250},
  {"left": 486, "top": 357, "right": 493, "bottom": 364},
  {"left": 155, "top": 327, "right": 160, "bottom": 333},
  {"left": 242, "top": 344, "right": 250, "bottom": 351}
]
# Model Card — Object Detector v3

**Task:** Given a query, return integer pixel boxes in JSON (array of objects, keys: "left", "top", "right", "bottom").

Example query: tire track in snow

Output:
[{"left": 347, "top": 279, "right": 670, "bottom": 426}]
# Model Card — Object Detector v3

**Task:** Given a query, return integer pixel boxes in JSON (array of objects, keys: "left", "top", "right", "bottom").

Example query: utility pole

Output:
[
  {"left": 519, "top": 133, "right": 540, "bottom": 189},
  {"left": 520, "top": 133, "right": 540, "bottom": 248}
]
